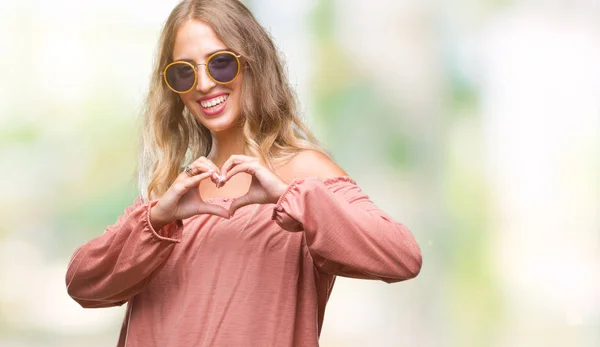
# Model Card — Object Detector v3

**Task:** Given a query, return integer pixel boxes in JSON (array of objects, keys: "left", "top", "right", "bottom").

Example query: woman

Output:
[{"left": 65, "top": 0, "right": 422, "bottom": 346}]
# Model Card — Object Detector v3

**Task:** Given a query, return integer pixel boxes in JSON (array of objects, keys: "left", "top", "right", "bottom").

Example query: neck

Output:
[{"left": 207, "top": 125, "right": 246, "bottom": 167}]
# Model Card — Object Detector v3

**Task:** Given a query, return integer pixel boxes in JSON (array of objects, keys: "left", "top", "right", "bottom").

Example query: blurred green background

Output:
[{"left": 1, "top": 0, "right": 598, "bottom": 346}]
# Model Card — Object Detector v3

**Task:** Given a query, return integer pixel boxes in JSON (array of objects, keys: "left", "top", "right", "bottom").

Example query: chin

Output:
[
  {"left": 194, "top": 108, "right": 242, "bottom": 133},
  {"left": 205, "top": 118, "right": 240, "bottom": 133}
]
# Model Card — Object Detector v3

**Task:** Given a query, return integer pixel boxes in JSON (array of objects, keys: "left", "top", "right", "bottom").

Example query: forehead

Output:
[{"left": 172, "top": 19, "right": 227, "bottom": 61}]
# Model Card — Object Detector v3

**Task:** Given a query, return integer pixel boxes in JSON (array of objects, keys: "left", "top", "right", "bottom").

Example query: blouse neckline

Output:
[{"left": 201, "top": 175, "right": 356, "bottom": 204}]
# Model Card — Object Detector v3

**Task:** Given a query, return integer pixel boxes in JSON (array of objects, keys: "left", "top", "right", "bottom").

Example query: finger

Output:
[
  {"left": 220, "top": 155, "right": 254, "bottom": 178},
  {"left": 219, "top": 155, "right": 236, "bottom": 178},
  {"left": 196, "top": 156, "right": 220, "bottom": 176},
  {"left": 222, "top": 162, "right": 256, "bottom": 183},
  {"left": 199, "top": 203, "right": 230, "bottom": 219},
  {"left": 203, "top": 159, "right": 222, "bottom": 186},
  {"left": 184, "top": 162, "right": 218, "bottom": 183},
  {"left": 183, "top": 170, "right": 214, "bottom": 187},
  {"left": 172, "top": 171, "right": 214, "bottom": 198},
  {"left": 182, "top": 163, "right": 211, "bottom": 176},
  {"left": 229, "top": 194, "right": 252, "bottom": 217}
]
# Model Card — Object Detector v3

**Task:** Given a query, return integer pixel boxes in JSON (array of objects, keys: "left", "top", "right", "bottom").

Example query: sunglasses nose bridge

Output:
[{"left": 194, "top": 63, "right": 216, "bottom": 93}]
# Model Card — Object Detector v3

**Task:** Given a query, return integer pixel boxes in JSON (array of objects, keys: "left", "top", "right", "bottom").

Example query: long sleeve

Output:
[
  {"left": 65, "top": 197, "right": 183, "bottom": 308},
  {"left": 271, "top": 176, "right": 422, "bottom": 283}
]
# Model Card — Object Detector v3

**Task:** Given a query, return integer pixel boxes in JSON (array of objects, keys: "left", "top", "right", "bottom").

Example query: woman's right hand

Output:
[{"left": 149, "top": 156, "right": 230, "bottom": 229}]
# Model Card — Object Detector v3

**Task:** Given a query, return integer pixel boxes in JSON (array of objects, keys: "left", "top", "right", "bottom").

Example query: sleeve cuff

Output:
[
  {"left": 271, "top": 178, "right": 306, "bottom": 232},
  {"left": 272, "top": 178, "right": 303, "bottom": 218},
  {"left": 144, "top": 200, "right": 183, "bottom": 242}
]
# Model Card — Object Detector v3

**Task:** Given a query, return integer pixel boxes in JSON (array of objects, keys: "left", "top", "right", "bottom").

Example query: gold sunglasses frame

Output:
[{"left": 161, "top": 51, "right": 242, "bottom": 94}]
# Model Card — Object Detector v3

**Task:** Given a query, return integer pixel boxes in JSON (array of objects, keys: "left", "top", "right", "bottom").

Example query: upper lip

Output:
[{"left": 198, "top": 93, "right": 228, "bottom": 102}]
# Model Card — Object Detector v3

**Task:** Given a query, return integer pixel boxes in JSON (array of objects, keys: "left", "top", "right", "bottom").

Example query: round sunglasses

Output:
[{"left": 162, "top": 51, "right": 242, "bottom": 94}]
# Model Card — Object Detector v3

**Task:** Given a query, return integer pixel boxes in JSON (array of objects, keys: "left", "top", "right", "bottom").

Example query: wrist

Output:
[
  {"left": 273, "top": 181, "right": 289, "bottom": 203},
  {"left": 150, "top": 205, "right": 172, "bottom": 230}
]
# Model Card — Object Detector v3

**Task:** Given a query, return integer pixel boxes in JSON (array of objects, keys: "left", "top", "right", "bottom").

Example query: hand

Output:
[
  {"left": 150, "top": 156, "right": 230, "bottom": 228},
  {"left": 219, "top": 155, "right": 288, "bottom": 217}
]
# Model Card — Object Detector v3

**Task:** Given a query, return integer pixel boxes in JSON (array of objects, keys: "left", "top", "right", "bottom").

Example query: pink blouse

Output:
[{"left": 65, "top": 176, "right": 422, "bottom": 347}]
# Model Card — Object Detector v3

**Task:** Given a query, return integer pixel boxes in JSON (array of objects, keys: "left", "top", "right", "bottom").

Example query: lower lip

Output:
[{"left": 199, "top": 97, "right": 228, "bottom": 117}]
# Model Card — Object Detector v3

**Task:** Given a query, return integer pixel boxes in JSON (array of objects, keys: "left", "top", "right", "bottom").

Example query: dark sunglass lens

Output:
[
  {"left": 165, "top": 63, "right": 195, "bottom": 92},
  {"left": 208, "top": 54, "right": 238, "bottom": 83}
]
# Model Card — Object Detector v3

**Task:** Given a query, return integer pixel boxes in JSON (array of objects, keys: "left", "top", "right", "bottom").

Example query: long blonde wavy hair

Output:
[{"left": 137, "top": 0, "right": 328, "bottom": 201}]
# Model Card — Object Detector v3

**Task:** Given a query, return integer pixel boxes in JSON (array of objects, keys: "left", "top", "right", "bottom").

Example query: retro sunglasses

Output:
[{"left": 162, "top": 51, "right": 242, "bottom": 94}]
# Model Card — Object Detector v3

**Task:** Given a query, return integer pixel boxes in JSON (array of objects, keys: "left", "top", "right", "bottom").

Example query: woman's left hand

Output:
[{"left": 219, "top": 155, "right": 288, "bottom": 217}]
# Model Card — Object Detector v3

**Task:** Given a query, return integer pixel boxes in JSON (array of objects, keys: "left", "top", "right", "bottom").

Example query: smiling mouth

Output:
[{"left": 200, "top": 94, "right": 229, "bottom": 110}]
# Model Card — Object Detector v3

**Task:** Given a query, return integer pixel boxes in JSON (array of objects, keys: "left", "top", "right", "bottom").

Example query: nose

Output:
[{"left": 195, "top": 64, "right": 216, "bottom": 94}]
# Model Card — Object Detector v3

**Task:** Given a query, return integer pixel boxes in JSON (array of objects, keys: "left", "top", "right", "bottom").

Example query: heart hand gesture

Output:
[
  {"left": 149, "top": 156, "right": 230, "bottom": 229},
  {"left": 219, "top": 155, "right": 288, "bottom": 216}
]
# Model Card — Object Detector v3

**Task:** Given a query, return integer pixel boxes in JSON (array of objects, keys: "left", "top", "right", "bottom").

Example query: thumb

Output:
[
  {"left": 229, "top": 195, "right": 252, "bottom": 217},
  {"left": 198, "top": 203, "right": 230, "bottom": 219}
]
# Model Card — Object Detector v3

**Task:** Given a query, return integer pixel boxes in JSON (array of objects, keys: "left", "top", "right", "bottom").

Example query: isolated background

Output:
[{"left": 0, "top": 0, "right": 598, "bottom": 346}]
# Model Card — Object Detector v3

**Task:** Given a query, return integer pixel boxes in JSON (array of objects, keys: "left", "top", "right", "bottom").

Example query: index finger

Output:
[
  {"left": 197, "top": 156, "right": 220, "bottom": 173},
  {"left": 220, "top": 155, "right": 253, "bottom": 177}
]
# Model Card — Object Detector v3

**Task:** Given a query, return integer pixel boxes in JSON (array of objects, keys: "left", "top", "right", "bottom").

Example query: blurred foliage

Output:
[{"left": 311, "top": 1, "right": 412, "bottom": 172}]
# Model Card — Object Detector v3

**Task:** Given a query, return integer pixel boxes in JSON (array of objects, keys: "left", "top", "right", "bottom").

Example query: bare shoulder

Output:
[{"left": 277, "top": 149, "right": 348, "bottom": 183}]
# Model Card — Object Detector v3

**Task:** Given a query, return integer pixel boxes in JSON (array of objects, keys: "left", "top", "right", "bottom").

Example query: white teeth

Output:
[{"left": 200, "top": 95, "right": 228, "bottom": 108}]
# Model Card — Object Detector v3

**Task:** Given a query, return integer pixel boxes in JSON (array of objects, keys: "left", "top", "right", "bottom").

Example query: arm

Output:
[
  {"left": 65, "top": 197, "right": 183, "bottom": 308},
  {"left": 271, "top": 177, "right": 422, "bottom": 283}
]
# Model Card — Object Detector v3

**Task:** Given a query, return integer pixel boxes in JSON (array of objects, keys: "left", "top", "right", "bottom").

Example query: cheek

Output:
[
  {"left": 179, "top": 94, "right": 193, "bottom": 105},
  {"left": 180, "top": 94, "right": 199, "bottom": 112},
  {"left": 230, "top": 78, "right": 244, "bottom": 107}
]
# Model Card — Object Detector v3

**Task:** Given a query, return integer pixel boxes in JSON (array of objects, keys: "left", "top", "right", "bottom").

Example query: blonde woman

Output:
[{"left": 65, "top": 0, "right": 422, "bottom": 346}]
